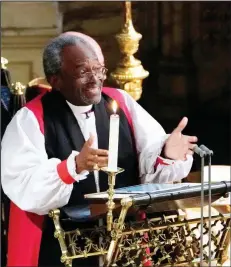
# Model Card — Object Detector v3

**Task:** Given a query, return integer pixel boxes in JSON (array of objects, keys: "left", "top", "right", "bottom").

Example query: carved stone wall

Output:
[
  {"left": 59, "top": 2, "right": 123, "bottom": 74},
  {"left": 57, "top": 1, "right": 231, "bottom": 165},
  {"left": 2, "top": 2, "right": 230, "bottom": 165},
  {"left": 1, "top": 2, "right": 62, "bottom": 84},
  {"left": 58, "top": 1, "right": 145, "bottom": 85},
  {"left": 137, "top": 2, "right": 230, "bottom": 113},
  {"left": 136, "top": 2, "right": 231, "bottom": 166}
]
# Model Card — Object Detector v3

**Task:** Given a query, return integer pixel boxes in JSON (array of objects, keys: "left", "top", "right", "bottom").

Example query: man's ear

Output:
[{"left": 48, "top": 75, "right": 61, "bottom": 90}]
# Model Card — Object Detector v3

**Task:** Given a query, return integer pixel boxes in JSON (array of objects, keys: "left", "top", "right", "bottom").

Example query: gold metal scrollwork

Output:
[
  {"left": 49, "top": 166, "right": 231, "bottom": 266},
  {"left": 50, "top": 208, "right": 230, "bottom": 267}
]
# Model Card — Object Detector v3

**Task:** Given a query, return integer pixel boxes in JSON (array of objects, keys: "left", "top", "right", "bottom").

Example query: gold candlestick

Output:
[
  {"left": 12, "top": 82, "right": 26, "bottom": 95},
  {"left": 101, "top": 167, "right": 124, "bottom": 231},
  {"left": 110, "top": 1, "right": 149, "bottom": 101},
  {"left": 11, "top": 82, "right": 26, "bottom": 115}
]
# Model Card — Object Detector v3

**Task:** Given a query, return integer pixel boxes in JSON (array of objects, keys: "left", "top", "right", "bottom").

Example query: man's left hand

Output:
[{"left": 163, "top": 117, "right": 198, "bottom": 161}]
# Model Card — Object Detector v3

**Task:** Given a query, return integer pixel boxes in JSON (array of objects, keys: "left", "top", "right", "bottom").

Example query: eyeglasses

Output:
[{"left": 79, "top": 66, "right": 108, "bottom": 84}]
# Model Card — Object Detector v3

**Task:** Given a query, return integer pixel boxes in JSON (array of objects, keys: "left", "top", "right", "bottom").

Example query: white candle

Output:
[{"left": 108, "top": 101, "right": 119, "bottom": 172}]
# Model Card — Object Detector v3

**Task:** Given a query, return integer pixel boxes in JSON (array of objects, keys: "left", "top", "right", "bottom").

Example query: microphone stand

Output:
[
  {"left": 200, "top": 154, "right": 205, "bottom": 267},
  {"left": 208, "top": 153, "right": 212, "bottom": 267},
  {"left": 200, "top": 145, "right": 213, "bottom": 267},
  {"left": 193, "top": 145, "right": 206, "bottom": 266}
]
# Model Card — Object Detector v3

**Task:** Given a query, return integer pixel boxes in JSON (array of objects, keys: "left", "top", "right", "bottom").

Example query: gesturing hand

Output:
[
  {"left": 163, "top": 117, "right": 198, "bottom": 161},
  {"left": 75, "top": 135, "right": 108, "bottom": 173}
]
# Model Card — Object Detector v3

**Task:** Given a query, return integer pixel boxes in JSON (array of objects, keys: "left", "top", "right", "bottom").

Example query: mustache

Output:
[{"left": 81, "top": 80, "right": 103, "bottom": 89}]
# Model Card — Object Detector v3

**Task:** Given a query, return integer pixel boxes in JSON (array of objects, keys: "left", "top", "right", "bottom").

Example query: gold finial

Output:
[
  {"left": 1, "top": 57, "right": 9, "bottom": 70},
  {"left": 12, "top": 82, "right": 26, "bottom": 95},
  {"left": 110, "top": 2, "right": 149, "bottom": 101}
]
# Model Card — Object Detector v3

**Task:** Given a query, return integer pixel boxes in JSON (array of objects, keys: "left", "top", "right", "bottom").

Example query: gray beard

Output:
[{"left": 80, "top": 87, "right": 102, "bottom": 105}]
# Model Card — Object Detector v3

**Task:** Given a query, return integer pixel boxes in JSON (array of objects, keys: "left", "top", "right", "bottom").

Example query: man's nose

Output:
[{"left": 88, "top": 72, "right": 98, "bottom": 83}]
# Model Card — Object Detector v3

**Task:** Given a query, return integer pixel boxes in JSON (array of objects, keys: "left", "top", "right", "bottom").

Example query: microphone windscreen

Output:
[
  {"left": 193, "top": 145, "right": 206, "bottom": 157},
  {"left": 200, "top": 145, "right": 214, "bottom": 156}
]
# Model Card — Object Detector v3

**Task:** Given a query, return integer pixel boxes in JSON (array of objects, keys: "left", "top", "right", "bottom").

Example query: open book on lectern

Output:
[
  {"left": 85, "top": 183, "right": 198, "bottom": 202},
  {"left": 61, "top": 182, "right": 230, "bottom": 222},
  {"left": 85, "top": 182, "right": 231, "bottom": 210}
]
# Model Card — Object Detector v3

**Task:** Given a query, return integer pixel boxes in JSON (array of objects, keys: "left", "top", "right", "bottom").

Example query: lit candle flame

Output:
[{"left": 112, "top": 100, "right": 117, "bottom": 114}]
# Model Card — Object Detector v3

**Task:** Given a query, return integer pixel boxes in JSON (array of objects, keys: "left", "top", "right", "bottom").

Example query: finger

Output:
[
  {"left": 87, "top": 160, "right": 108, "bottom": 171},
  {"left": 185, "top": 135, "right": 198, "bottom": 143},
  {"left": 87, "top": 155, "right": 108, "bottom": 165},
  {"left": 88, "top": 148, "right": 98, "bottom": 156},
  {"left": 97, "top": 156, "right": 108, "bottom": 166},
  {"left": 98, "top": 161, "right": 108, "bottom": 168},
  {"left": 85, "top": 133, "right": 94, "bottom": 147},
  {"left": 92, "top": 148, "right": 109, "bottom": 156},
  {"left": 87, "top": 154, "right": 97, "bottom": 162},
  {"left": 86, "top": 160, "right": 96, "bottom": 171},
  {"left": 173, "top": 117, "right": 188, "bottom": 133},
  {"left": 188, "top": 143, "right": 197, "bottom": 150}
]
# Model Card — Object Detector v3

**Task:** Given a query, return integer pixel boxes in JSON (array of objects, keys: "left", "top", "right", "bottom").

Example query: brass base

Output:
[
  {"left": 100, "top": 167, "right": 125, "bottom": 175},
  {"left": 101, "top": 167, "right": 125, "bottom": 231}
]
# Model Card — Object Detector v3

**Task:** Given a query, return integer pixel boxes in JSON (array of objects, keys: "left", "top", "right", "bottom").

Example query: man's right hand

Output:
[{"left": 75, "top": 135, "right": 108, "bottom": 173}]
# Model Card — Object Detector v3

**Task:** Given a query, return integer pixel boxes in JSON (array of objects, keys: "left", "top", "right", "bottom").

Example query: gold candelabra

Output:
[
  {"left": 101, "top": 167, "right": 125, "bottom": 231},
  {"left": 11, "top": 82, "right": 26, "bottom": 115},
  {"left": 12, "top": 82, "right": 26, "bottom": 95},
  {"left": 110, "top": 1, "right": 149, "bottom": 101}
]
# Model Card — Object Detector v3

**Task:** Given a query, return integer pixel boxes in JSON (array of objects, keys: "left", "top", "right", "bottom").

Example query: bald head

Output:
[
  {"left": 43, "top": 33, "right": 104, "bottom": 79},
  {"left": 43, "top": 32, "right": 106, "bottom": 106},
  {"left": 60, "top": 32, "right": 104, "bottom": 64}
]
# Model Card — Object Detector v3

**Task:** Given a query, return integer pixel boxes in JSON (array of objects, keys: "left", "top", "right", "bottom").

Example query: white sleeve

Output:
[
  {"left": 118, "top": 89, "right": 193, "bottom": 183},
  {"left": 1, "top": 107, "right": 87, "bottom": 215}
]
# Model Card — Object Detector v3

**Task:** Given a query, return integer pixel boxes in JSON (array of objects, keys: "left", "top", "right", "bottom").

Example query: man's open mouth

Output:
[{"left": 85, "top": 87, "right": 99, "bottom": 92}]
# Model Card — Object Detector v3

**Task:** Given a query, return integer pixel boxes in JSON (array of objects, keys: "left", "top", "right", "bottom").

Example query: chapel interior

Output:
[
  {"left": 2, "top": 1, "right": 230, "bottom": 168},
  {"left": 1, "top": 1, "right": 231, "bottom": 267}
]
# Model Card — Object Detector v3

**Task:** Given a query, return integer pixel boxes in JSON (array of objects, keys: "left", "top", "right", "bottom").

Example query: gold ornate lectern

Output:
[{"left": 49, "top": 177, "right": 231, "bottom": 267}]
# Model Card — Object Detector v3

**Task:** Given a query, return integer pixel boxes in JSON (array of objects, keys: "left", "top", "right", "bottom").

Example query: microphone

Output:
[
  {"left": 200, "top": 144, "right": 213, "bottom": 156},
  {"left": 193, "top": 145, "right": 206, "bottom": 157},
  {"left": 200, "top": 144, "right": 213, "bottom": 265}
]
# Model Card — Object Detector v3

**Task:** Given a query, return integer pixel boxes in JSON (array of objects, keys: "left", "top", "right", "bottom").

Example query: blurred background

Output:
[
  {"left": 1, "top": 2, "right": 231, "bottom": 266},
  {"left": 1, "top": 1, "right": 231, "bottom": 168}
]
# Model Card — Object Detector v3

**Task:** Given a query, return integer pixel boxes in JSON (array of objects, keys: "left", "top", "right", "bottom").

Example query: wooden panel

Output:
[
  {"left": 2, "top": 46, "right": 45, "bottom": 85},
  {"left": 1, "top": 2, "right": 60, "bottom": 30},
  {"left": 7, "top": 61, "right": 33, "bottom": 85}
]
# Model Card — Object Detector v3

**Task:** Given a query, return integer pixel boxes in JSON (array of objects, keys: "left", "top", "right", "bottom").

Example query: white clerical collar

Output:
[{"left": 66, "top": 101, "right": 93, "bottom": 115}]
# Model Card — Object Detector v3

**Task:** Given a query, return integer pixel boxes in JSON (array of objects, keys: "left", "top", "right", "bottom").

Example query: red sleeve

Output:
[{"left": 57, "top": 160, "right": 76, "bottom": 184}]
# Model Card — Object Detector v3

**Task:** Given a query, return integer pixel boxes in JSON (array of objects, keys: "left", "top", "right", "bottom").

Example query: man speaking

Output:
[{"left": 1, "top": 32, "right": 197, "bottom": 266}]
